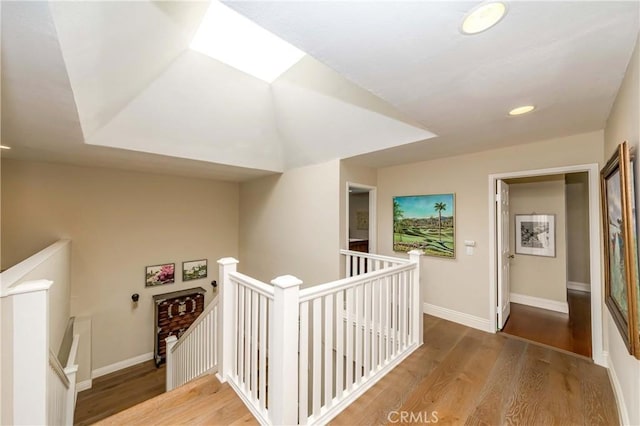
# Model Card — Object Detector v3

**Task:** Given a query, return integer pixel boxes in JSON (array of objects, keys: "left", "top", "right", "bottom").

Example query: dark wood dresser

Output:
[{"left": 152, "top": 287, "right": 206, "bottom": 366}]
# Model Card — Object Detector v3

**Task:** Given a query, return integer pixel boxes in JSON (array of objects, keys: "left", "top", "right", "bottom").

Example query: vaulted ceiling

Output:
[{"left": 2, "top": 1, "right": 638, "bottom": 180}]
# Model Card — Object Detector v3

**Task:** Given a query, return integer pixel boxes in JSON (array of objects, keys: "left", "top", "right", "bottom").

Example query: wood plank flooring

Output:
[
  {"left": 77, "top": 313, "right": 617, "bottom": 426},
  {"left": 331, "top": 315, "right": 617, "bottom": 426},
  {"left": 501, "top": 290, "right": 592, "bottom": 357},
  {"left": 94, "top": 374, "right": 256, "bottom": 426},
  {"left": 74, "top": 360, "right": 166, "bottom": 425}
]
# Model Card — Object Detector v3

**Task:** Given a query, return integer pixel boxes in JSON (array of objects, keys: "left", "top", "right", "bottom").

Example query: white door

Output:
[{"left": 497, "top": 180, "right": 511, "bottom": 330}]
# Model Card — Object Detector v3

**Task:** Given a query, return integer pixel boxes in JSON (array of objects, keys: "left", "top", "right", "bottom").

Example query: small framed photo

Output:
[
  {"left": 145, "top": 263, "right": 175, "bottom": 287},
  {"left": 183, "top": 259, "right": 208, "bottom": 282},
  {"left": 515, "top": 214, "right": 555, "bottom": 257}
]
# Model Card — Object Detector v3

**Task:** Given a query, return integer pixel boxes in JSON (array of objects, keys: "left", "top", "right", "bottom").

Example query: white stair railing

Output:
[
  {"left": 165, "top": 295, "right": 219, "bottom": 390},
  {"left": 48, "top": 349, "right": 78, "bottom": 426},
  {"left": 297, "top": 250, "right": 422, "bottom": 425},
  {"left": 1, "top": 240, "right": 76, "bottom": 426},
  {"left": 166, "top": 250, "right": 423, "bottom": 426}
]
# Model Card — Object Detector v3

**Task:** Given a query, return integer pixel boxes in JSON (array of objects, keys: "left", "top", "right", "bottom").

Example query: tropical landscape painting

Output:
[{"left": 393, "top": 194, "right": 455, "bottom": 258}]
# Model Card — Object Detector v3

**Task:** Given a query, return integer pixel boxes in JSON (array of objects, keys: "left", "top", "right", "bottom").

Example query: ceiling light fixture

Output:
[
  {"left": 508, "top": 105, "right": 536, "bottom": 116},
  {"left": 460, "top": 2, "right": 507, "bottom": 35},
  {"left": 190, "top": 1, "right": 305, "bottom": 83},
  {"left": 0, "top": 145, "right": 11, "bottom": 150}
]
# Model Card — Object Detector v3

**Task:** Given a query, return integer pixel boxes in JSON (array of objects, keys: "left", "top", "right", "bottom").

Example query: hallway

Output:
[{"left": 501, "top": 290, "right": 591, "bottom": 358}]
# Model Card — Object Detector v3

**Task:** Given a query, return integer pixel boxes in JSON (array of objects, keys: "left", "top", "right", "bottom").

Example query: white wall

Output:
[
  {"left": 603, "top": 33, "right": 639, "bottom": 426},
  {"left": 377, "top": 131, "right": 603, "bottom": 323},
  {"left": 1, "top": 159, "right": 239, "bottom": 377},
  {"left": 509, "top": 177, "right": 567, "bottom": 305},
  {"left": 566, "top": 172, "right": 591, "bottom": 286},
  {"left": 239, "top": 160, "right": 341, "bottom": 287}
]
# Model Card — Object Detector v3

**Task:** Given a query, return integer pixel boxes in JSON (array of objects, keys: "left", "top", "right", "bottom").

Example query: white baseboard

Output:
[
  {"left": 567, "top": 281, "right": 591, "bottom": 293},
  {"left": 91, "top": 352, "right": 154, "bottom": 379},
  {"left": 510, "top": 293, "right": 569, "bottom": 314},
  {"left": 76, "top": 379, "right": 92, "bottom": 392},
  {"left": 423, "top": 302, "right": 494, "bottom": 333},
  {"left": 603, "top": 351, "right": 630, "bottom": 426}
]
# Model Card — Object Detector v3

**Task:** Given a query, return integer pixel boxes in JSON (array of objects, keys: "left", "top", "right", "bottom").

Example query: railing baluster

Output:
[
  {"left": 335, "top": 290, "right": 344, "bottom": 399},
  {"left": 244, "top": 287, "right": 251, "bottom": 393},
  {"left": 363, "top": 281, "right": 371, "bottom": 378},
  {"left": 355, "top": 284, "right": 362, "bottom": 384},
  {"left": 251, "top": 291, "right": 259, "bottom": 401},
  {"left": 299, "top": 301, "right": 309, "bottom": 423},
  {"left": 312, "top": 297, "right": 322, "bottom": 415},
  {"left": 386, "top": 274, "right": 391, "bottom": 361},
  {"left": 346, "top": 287, "right": 354, "bottom": 390},
  {"left": 324, "top": 294, "right": 334, "bottom": 409},
  {"left": 260, "top": 295, "right": 267, "bottom": 410},
  {"left": 238, "top": 284, "right": 245, "bottom": 382}
]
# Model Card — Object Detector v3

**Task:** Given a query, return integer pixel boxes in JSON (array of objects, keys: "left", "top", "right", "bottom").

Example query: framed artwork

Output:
[
  {"left": 183, "top": 259, "right": 208, "bottom": 282},
  {"left": 515, "top": 214, "right": 556, "bottom": 257},
  {"left": 145, "top": 263, "right": 175, "bottom": 287},
  {"left": 601, "top": 141, "right": 639, "bottom": 357},
  {"left": 356, "top": 211, "right": 369, "bottom": 230},
  {"left": 393, "top": 193, "right": 455, "bottom": 258}
]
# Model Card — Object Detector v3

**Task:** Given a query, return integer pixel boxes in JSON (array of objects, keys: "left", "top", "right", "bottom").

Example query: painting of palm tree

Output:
[{"left": 393, "top": 194, "right": 455, "bottom": 258}]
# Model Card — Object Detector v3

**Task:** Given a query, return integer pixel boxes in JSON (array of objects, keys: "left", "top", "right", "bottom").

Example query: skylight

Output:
[{"left": 190, "top": 1, "right": 305, "bottom": 83}]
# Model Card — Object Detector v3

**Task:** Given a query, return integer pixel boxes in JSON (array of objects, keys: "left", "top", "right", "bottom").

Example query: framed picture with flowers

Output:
[{"left": 145, "top": 263, "right": 175, "bottom": 287}]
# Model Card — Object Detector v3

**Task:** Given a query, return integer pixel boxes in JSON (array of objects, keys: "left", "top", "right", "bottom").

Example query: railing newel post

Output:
[
  {"left": 407, "top": 250, "right": 424, "bottom": 345},
  {"left": 217, "top": 257, "right": 239, "bottom": 383},
  {"left": 269, "top": 274, "right": 302, "bottom": 425},
  {"left": 165, "top": 335, "right": 178, "bottom": 391}
]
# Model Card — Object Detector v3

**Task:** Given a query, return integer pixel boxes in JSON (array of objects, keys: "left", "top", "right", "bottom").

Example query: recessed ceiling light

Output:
[
  {"left": 190, "top": 1, "right": 305, "bottom": 83},
  {"left": 0, "top": 145, "right": 11, "bottom": 150},
  {"left": 508, "top": 105, "right": 536, "bottom": 116},
  {"left": 461, "top": 2, "right": 507, "bottom": 35}
]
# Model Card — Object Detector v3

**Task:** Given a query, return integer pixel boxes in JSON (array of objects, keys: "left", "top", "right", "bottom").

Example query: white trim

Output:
[
  {"left": 4, "top": 279, "right": 53, "bottom": 297},
  {"left": 0, "top": 240, "right": 70, "bottom": 295},
  {"left": 423, "top": 302, "right": 494, "bottom": 333},
  {"left": 567, "top": 281, "right": 591, "bottom": 293},
  {"left": 76, "top": 379, "right": 92, "bottom": 392},
  {"left": 91, "top": 352, "right": 154, "bottom": 379},
  {"left": 604, "top": 351, "right": 631, "bottom": 426},
  {"left": 509, "top": 292, "right": 569, "bottom": 314},
  {"left": 346, "top": 181, "right": 377, "bottom": 253},
  {"left": 489, "top": 163, "right": 605, "bottom": 366}
]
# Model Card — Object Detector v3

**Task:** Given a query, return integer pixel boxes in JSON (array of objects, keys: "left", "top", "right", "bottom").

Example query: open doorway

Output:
[
  {"left": 489, "top": 164, "right": 604, "bottom": 365},
  {"left": 498, "top": 173, "right": 591, "bottom": 357},
  {"left": 346, "top": 182, "right": 377, "bottom": 255}
]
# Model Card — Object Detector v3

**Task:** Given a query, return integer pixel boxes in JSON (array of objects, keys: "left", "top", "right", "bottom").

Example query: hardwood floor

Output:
[
  {"left": 331, "top": 315, "right": 617, "bottom": 425},
  {"left": 501, "top": 290, "right": 592, "bottom": 357},
  {"left": 94, "top": 374, "right": 256, "bottom": 426},
  {"left": 78, "top": 313, "right": 616, "bottom": 426},
  {"left": 74, "top": 360, "right": 165, "bottom": 425}
]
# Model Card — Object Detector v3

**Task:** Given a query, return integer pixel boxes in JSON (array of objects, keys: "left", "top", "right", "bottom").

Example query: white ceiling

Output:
[{"left": 2, "top": 1, "right": 638, "bottom": 180}]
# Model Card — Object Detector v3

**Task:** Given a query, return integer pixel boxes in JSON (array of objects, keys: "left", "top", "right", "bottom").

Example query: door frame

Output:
[
  {"left": 345, "top": 182, "right": 377, "bottom": 253},
  {"left": 488, "top": 163, "right": 604, "bottom": 366}
]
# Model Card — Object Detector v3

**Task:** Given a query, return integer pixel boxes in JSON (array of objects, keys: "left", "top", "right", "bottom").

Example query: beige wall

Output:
[
  {"left": 603, "top": 34, "right": 640, "bottom": 426},
  {"left": 1, "top": 159, "right": 239, "bottom": 373},
  {"left": 565, "top": 172, "right": 591, "bottom": 285},
  {"left": 377, "top": 130, "right": 604, "bottom": 319},
  {"left": 508, "top": 177, "right": 567, "bottom": 303},
  {"left": 239, "top": 160, "right": 341, "bottom": 287}
]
